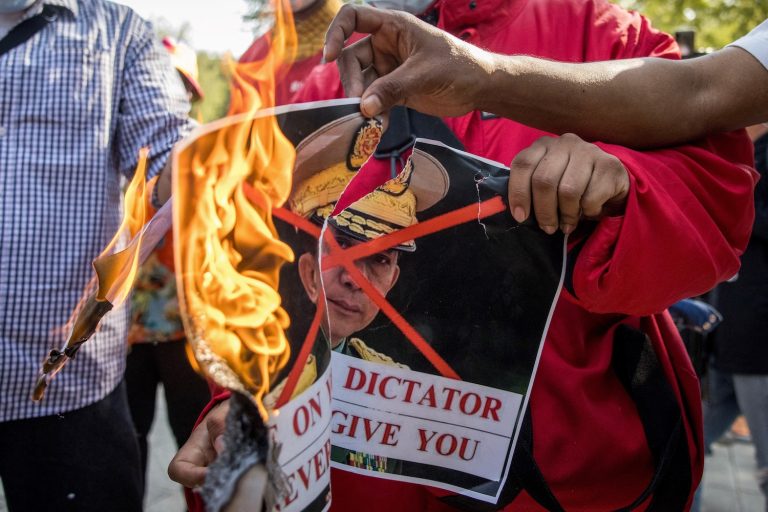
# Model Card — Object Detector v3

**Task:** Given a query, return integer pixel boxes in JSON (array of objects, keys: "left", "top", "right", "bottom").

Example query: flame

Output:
[
  {"left": 32, "top": 150, "right": 153, "bottom": 401},
  {"left": 228, "top": 1, "right": 296, "bottom": 118},
  {"left": 91, "top": 148, "right": 150, "bottom": 306},
  {"left": 174, "top": 0, "right": 297, "bottom": 419}
]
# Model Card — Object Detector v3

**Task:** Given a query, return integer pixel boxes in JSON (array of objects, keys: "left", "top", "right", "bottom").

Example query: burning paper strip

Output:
[
  {"left": 33, "top": 149, "right": 172, "bottom": 401},
  {"left": 172, "top": 2, "right": 309, "bottom": 509},
  {"left": 172, "top": 98, "right": 298, "bottom": 512}
]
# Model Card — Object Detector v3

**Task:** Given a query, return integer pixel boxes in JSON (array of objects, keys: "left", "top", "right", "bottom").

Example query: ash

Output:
[{"left": 200, "top": 392, "right": 269, "bottom": 512}]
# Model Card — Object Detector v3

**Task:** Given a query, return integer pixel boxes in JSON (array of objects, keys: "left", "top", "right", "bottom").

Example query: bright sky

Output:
[{"left": 115, "top": 0, "right": 256, "bottom": 55}]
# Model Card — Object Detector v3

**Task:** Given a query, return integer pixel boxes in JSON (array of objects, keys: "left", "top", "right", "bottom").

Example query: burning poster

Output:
[
  {"left": 322, "top": 139, "right": 565, "bottom": 503},
  {"left": 174, "top": 99, "right": 365, "bottom": 512},
  {"left": 174, "top": 98, "right": 564, "bottom": 510}
]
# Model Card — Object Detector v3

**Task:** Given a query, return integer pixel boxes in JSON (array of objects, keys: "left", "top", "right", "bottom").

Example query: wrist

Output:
[
  {"left": 467, "top": 48, "right": 498, "bottom": 112},
  {"left": 474, "top": 53, "right": 520, "bottom": 114}
]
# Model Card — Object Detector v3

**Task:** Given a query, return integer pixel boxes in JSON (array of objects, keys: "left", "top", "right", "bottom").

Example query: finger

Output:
[
  {"left": 508, "top": 141, "right": 548, "bottom": 225},
  {"left": 531, "top": 145, "right": 570, "bottom": 235},
  {"left": 205, "top": 399, "right": 230, "bottom": 441},
  {"left": 336, "top": 36, "right": 375, "bottom": 98},
  {"left": 324, "top": 4, "right": 390, "bottom": 62},
  {"left": 360, "top": 62, "right": 419, "bottom": 116},
  {"left": 168, "top": 459, "right": 208, "bottom": 488},
  {"left": 362, "top": 66, "right": 381, "bottom": 97},
  {"left": 557, "top": 148, "right": 594, "bottom": 234},
  {"left": 168, "top": 426, "right": 215, "bottom": 487},
  {"left": 581, "top": 154, "right": 629, "bottom": 218}
]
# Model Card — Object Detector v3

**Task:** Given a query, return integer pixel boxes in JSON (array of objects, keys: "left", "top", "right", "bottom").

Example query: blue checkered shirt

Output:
[{"left": 0, "top": 0, "right": 194, "bottom": 421}]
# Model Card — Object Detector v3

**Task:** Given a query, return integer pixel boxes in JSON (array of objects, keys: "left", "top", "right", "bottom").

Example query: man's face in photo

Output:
[{"left": 298, "top": 226, "right": 400, "bottom": 345}]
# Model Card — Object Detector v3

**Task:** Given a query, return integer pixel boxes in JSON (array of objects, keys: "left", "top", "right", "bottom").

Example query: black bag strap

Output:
[
  {"left": 0, "top": 4, "right": 58, "bottom": 58},
  {"left": 610, "top": 324, "right": 691, "bottom": 512}
]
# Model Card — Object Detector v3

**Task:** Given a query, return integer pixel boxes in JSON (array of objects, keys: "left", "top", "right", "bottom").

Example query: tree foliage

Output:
[
  {"left": 620, "top": 0, "right": 768, "bottom": 49},
  {"left": 193, "top": 52, "right": 232, "bottom": 123}
]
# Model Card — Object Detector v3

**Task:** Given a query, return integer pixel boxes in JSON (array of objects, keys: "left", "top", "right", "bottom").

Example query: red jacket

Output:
[
  {"left": 190, "top": 0, "right": 757, "bottom": 510},
  {"left": 239, "top": 36, "right": 323, "bottom": 105}
]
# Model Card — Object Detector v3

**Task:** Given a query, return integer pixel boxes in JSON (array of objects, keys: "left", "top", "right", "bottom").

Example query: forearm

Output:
[
  {"left": 327, "top": 5, "right": 768, "bottom": 146},
  {"left": 154, "top": 156, "right": 173, "bottom": 206},
  {"left": 477, "top": 48, "right": 768, "bottom": 148}
]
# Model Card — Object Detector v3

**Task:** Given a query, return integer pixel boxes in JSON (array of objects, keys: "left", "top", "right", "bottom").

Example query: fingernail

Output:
[
  {"left": 541, "top": 225, "right": 557, "bottom": 235},
  {"left": 361, "top": 94, "right": 382, "bottom": 117},
  {"left": 322, "top": 45, "right": 327, "bottom": 63},
  {"left": 512, "top": 206, "right": 526, "bottom": 224},
  {"left": 561, "top": 223, "right": 574, "bottom": 235}
]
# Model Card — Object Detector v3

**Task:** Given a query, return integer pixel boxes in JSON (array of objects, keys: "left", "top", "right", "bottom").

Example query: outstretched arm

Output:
[
  {"left": 324, "top": 4, "right": 768, "bottom": 148},
  {"left": 483, "top": 49, "right": 768, "bottom": 148}
]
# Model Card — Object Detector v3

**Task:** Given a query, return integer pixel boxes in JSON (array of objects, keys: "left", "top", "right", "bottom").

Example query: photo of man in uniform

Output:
[
  {"left": 297, "top": 225, "right": 404, "bottom": 363},
  {"left": 279, "top": 111, "right": 449, "bottom": 473}
]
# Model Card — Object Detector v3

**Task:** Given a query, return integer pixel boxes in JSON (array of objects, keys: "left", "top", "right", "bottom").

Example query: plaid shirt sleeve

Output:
[{"left": 116, "top": 15, "right": 194, "bottom": 180}]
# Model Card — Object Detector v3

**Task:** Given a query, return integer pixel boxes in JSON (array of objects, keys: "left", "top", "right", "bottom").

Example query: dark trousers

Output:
[
  {"left": 125, "top": 339, "right": 210, "bottom": 492},
  {"left": 0, "top": 381, "right": 142, "bottom": 512}
]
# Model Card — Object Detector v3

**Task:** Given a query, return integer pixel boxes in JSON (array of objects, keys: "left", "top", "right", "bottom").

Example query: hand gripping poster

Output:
[{"left": 173, "top": 98, "right": 565, "bottom": 511}]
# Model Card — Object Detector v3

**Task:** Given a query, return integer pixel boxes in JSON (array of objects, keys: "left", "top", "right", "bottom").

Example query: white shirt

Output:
[{"left": 730, "top": 19, "right": 768, "bottom": 71}]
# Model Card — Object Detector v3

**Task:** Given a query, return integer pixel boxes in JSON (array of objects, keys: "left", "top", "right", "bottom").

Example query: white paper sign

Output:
[
  {"left": 331, "top": 353, "right": 522, "bottom": 481},
  {"left": 268, "top": 367, "right": 333, "bottom": 512}
]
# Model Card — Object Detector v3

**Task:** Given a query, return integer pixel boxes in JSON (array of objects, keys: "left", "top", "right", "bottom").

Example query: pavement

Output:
[
  {"left": 141, "top": 388, "right": 187, "bottom": 512},
  {"left": 0, "top": 388, "right": 765, "bottom": 511},
  {"left": 699, "top": 435, "right": 765, "bottom": 511}
]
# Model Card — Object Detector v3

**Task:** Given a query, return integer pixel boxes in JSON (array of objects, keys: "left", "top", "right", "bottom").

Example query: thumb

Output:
[
  {"left": 206, "top": 403, "right": 229, "bottom": 443},
  {"left": 360, "top": 65, "right": 417, "bottom": 117}
]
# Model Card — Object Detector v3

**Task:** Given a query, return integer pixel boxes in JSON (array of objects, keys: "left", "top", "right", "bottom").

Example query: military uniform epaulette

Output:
[
  {"left": 263, "top": 354, "right": 317, "bottom": 410},
  {"left": 348, "top": 338, "right": 409, "bottom": 369}
]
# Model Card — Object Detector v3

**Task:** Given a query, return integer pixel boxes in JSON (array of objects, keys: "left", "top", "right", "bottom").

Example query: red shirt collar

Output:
[{"left": 429, "top": 0, "right": 528, "bottom": 35}]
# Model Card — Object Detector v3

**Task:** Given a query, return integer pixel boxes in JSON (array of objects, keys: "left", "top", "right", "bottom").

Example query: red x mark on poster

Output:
[{"left": 242, "top": 182, "right": 507, "bottom": 408}]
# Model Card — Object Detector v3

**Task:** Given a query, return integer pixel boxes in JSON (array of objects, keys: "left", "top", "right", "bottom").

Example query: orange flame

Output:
[
  {"left": 228, "top": 2, "right": 296, "bottom": 117},
  {"left": 33, "top": 149, "right": 153, "bottom": 402},
  {"left": 92, "top": 148, "right": 150, "bottom": 306},
  {"left": 174, "top": 0, "right": 297, "bottom": 419}
]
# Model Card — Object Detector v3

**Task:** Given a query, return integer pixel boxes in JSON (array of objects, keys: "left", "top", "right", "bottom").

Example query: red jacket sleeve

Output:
[
  {"left": 565, "top": 1, "right": 758, "bottom": 316},
  {"left": 184, "top": 384, "right": 232, "bottom": 512},
  {"left": 292, "top": 62, "right": 346, "bottom": 103},
  {"left": 571, "top": 131, "right": 757, "bottom": 316},
  {"left": 582, "top": 0, "right": 679, "bottom": 62}
]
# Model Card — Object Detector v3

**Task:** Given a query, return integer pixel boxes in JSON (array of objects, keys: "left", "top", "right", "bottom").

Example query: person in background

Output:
[
  {"left": 162, "top": 36, "right": 205, "bottom": 103},
  {"left": 124, "top": 36, "right": 210, "bottom": 497},
  {"left": 239, "top": 0, "right": 343, "bottom": 104},
  {"left": 692, "top": 124, "right": 768, "bottom": 512},
  {"left": 0, "top": 0, "right": 193, "bottom": 511}
]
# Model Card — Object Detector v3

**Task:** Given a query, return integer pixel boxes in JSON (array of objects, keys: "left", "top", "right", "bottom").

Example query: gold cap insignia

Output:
[{"left": 347, "top": 119, "right": 382, "bottom": 170}]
